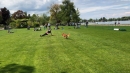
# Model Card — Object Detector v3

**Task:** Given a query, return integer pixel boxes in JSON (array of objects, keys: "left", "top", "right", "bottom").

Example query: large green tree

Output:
[
  {"left": 60, "top": 0, "right": 80, "bottom": 25},
  {"left": 30, "top": 14, "right": 37, "bottom": 22},
  {"left": 49, "top": 3, "right": 61, "bottom": 24},
  {"left": 0, "top": 12, "right": 2, "bottom": 23},
  {"left": 71, "top": 8, "right": 80, "bottom": 23},
  {"left": 39, "top": 13, "right": 49, "bottom": 25},
  {"left": 49, "top": 0, "right": 80, "bottom": 25}
]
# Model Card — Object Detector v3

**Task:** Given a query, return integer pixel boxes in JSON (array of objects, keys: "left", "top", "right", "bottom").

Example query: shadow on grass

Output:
[
  {"left": 0, "top": 61, "right": 4, "bottom": 64},
  {"left": 66, "top": 38, "right": 73, "bottom": 41},
  {"left": 0, "top": 63, "right": 35, "bottom": 73},
  {"left": 61, "top": 72, "right": 67, "bottom": 73}
]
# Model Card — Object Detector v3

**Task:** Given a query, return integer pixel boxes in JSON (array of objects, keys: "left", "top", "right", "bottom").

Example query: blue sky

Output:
[{"left": 1, "top": 0, "right": 130, "bottom": 19}]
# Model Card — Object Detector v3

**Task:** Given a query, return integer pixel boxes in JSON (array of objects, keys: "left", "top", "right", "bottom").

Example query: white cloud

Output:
[
  {"left": 79, "top": 5, "right": 119, "bottom": 13},
  {"left": 121, "top": 6, "right": 129, "bottom": 9},
  {"left": 1, "top": 0, "right": 130, "bottom": 19},
  {"left": 125, "top": 12, "right": 130, "bottom": 13},
  {"left": 125, "top": 12, "right": 130, "bottom": 14}
]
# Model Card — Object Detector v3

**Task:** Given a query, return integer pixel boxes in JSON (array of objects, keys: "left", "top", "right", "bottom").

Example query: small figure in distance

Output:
[
  {"left": 115, "top": 21, "right": 117, "bottom": 26},
  {"left": 86, "top": 20, "right": 88, "bottom": 27},
  {"left": 8, "top": 26, "right": 14, "bottom": 33}
]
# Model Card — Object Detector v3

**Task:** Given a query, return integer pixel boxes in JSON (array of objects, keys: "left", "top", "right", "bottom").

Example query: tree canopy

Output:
[
  {"left": 49, "top": 0, "right": 80, "bottom": 25},
  {"left": 11, "top": 10, "right": 27, "bottom": 19},
  {"left": 49, "top": 3, "right": 61, "bottom": 24},
  {"left": 0, "top": 7, "right": 10, "bottom": 25},
  {"left": 0, "top": 7, "right": 10, "bottom": 29}
]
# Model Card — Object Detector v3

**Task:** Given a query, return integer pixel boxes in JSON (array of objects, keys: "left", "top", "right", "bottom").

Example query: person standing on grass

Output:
[
  {"left": 7, "top": 26, "right": 10, "bottom": 33},
  {"left": 44, "top": 23, "right": 48, "bottom": 30},
  {"left": 48, "top": 23, "right": 51, "bottom": 29},
  {"left": 55, "top": 23, "right": 58, "bottom": 30},
  {"left": 75, "top": 22, "right": 78, "bottom": 29},
  {"left": 77, "top": 23, "right": 80, "bottom": 28},
  {"left": 7, "top": 26, "right": 14, "bottom": 33},
  {"left": 115, "top": 21, "right": 117, "bottom": 26},
  {"left": 86, "top": 20, "right": 88, "bottom": 27},
  {"left": 118, "top": 21, "right": 120, "bottom": 25},
  {"left": 74, "top": 23, "right": 76, "bottom": 29},
  {"left": 27, "top": 25, "right": 30, "bottom": 30}
]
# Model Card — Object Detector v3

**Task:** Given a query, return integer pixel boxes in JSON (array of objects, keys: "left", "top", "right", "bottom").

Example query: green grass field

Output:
[{"left": 0, "top": 26, "right": 130, "bottom": 73}]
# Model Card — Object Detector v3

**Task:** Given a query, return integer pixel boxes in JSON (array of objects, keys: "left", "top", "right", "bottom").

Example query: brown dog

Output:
[{"left": 62, "top": 33, "right": 70, "bottom": 39}]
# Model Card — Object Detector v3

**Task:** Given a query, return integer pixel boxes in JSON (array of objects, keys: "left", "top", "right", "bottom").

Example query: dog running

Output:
[{"left": 62, "top": 33, "right": 70, "bottom": 39}]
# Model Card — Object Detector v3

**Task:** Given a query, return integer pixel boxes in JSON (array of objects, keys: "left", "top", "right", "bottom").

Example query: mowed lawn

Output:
[{"left": 0, "top": 26, "right": 130, "bottom": 73}]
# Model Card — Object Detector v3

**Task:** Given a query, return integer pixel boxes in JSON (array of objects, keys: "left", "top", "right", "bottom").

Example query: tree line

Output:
[
  {"left": 83, "top": 16, "right": 130, "bottom": 22},
  {"left": 0, "top": 0, "right": 80, "bottom": 29}
]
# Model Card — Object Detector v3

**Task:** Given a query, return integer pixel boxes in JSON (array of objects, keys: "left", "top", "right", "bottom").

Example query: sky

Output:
[{"left": 0, "top": 0, "right": 130, "bottom": 19}]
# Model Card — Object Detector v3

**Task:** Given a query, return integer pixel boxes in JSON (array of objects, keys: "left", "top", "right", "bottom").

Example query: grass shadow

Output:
[
  {"left": 65, "top": 38, "right": 73, "bottom": 41},
  {"left": 0, "top": 61, "right": 4, "bottom": 64},
  {"left": 61, "top": 72, "right": 67, "bottom": 73},
  {"left": 0, "top": 63, "right": 35, "bottom": 73}
]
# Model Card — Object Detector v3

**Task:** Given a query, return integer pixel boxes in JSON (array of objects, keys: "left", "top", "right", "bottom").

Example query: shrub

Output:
[
  {"left": 9, "top": 22, "right": 16, "bottom": 28},
  {"left": 119, "top": 28, "right": 126, "bottom": 31},
  {"left": 27, "top": 20, "right": 33, "bottom": 27},
  {"left": 34, "top": 22, "right": 40, "bottom": 27}
]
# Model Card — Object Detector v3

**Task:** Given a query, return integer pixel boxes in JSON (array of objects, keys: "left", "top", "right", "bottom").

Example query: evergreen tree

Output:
[{"left": 0, "top": 7, "right": 10, "bottom": 29}]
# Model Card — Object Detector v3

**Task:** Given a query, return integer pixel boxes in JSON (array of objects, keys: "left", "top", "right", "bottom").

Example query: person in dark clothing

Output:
[
  {"left": 86, "top": 20, "right": 88, "bottom": 27},
  {"left": 115, "top": 21, "right": 117, "bottom": 26},
  {"left": 27, "top": 26, "right": 30, "bottom": 30},
  {"left": 40, "top": 29, "right": 52, "bottom": 37}
]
